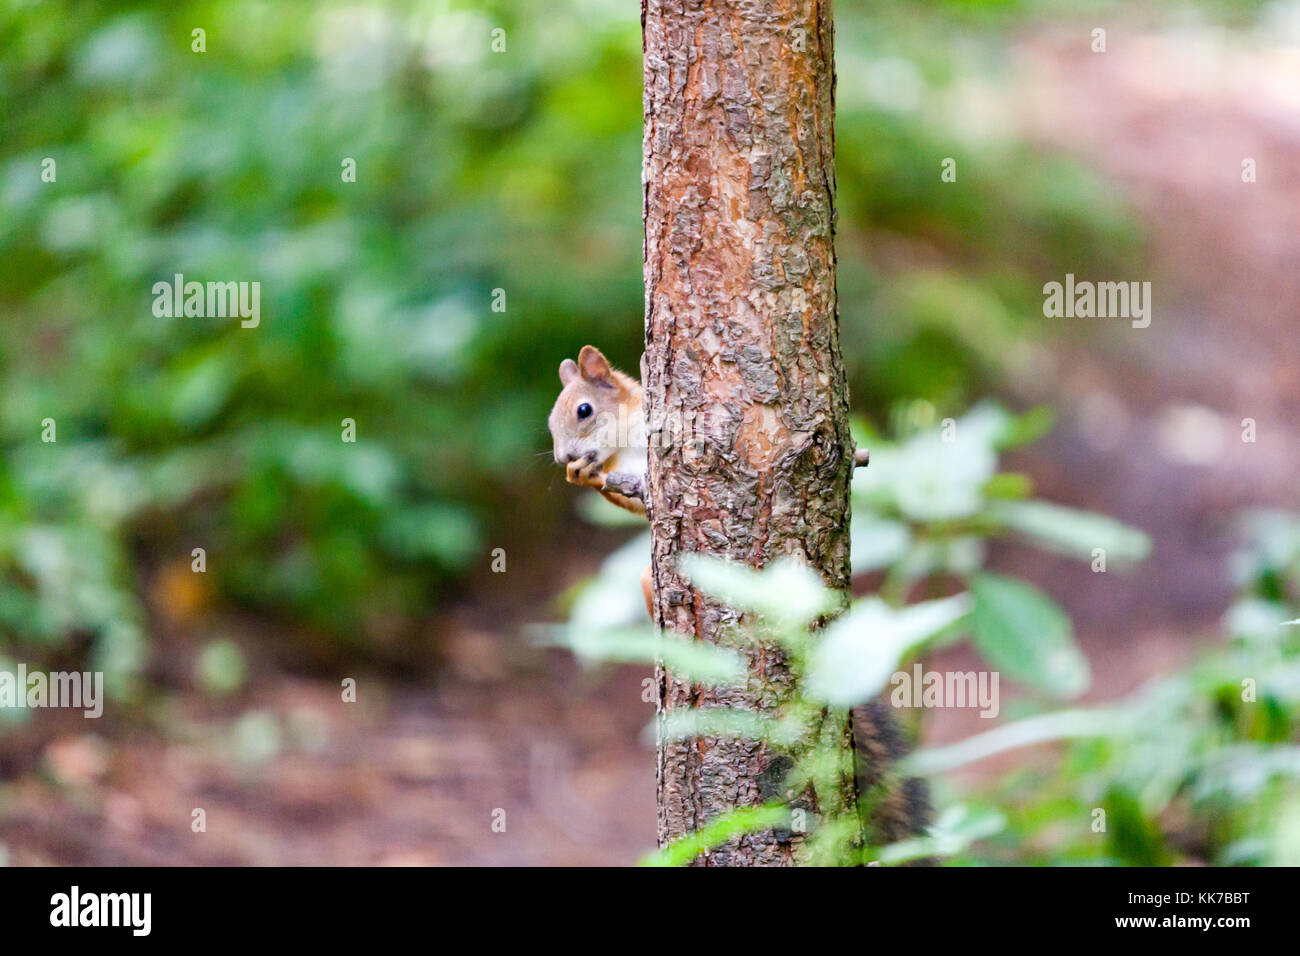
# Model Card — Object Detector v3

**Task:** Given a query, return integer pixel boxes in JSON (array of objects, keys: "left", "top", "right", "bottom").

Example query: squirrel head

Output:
[{"left": 548, "top": 345, "right": 642, "bottom": 467}]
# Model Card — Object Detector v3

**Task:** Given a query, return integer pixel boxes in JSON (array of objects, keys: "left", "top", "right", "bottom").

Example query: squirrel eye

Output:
[{"left": 576, "top": 403, "right": 593, "bottom": 421}]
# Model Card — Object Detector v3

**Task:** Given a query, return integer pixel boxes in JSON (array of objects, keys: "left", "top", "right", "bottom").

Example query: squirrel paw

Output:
[{"left": 565, "top": 455, "right": 605, "bottom": 489}]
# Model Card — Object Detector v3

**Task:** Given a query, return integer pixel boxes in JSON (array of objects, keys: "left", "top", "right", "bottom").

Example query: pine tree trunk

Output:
[{"left": 642, "top": 0, "right": 857, "bottom": 865}]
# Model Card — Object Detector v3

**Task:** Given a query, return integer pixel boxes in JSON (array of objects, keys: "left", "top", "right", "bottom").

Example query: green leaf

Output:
[
  {"left": 564, "top": 533, "right": 651, "bottom": 632},
  {"left": 850, "top": 517, "right": 912, "bottom": 574},
  {"left": 807, "top": 594, "right": 973, "bottom": 706},
  {"left": 982, "top": 472, "right": 1033, "bottom": 501},
  {"left": 995, "top": 404, "right": 1055, "bottom": 449},
  {"left": 902, "top": 707, "right": 1133, "bottom": 775},
  {"left": 989, "top": 499, "right": 1150, "bottom": 564},
  {"left": 534, "top": 624, "right": 746, "bottom": 685},
  {"left": 640, "top": 803, "right": 791, "bottom": 867},
  {"left": 970, "top": 572, "right": 1089, "bottom": 698},
  {"left": 856, "top": 426, "right": 997, "bottom": 523},
  {"left": 1105, "top": 786, "right": 1170, "bottom": 866},
  {"left": 195, "top": 638, "right": 247, "bottom": 696},
  {"left": 873, "top": 804, "right": 1006, "bottom": 864},
  {"left": 1225, "top": 598, "right": 1294, "bottom": 644},
  {"left": 168, "top": 350, "right": 237, "bottom": 428},
  {"left": 681, "top": 555, "right": 837, "bottom": 626}
]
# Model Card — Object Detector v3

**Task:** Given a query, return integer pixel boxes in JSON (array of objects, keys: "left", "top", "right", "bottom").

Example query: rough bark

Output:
[{"left": 642, "top": 0, "right": 857, "bottom": 864}]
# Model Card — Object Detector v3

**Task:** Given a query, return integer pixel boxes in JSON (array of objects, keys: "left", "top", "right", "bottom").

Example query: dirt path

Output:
[{"left": 0, "top": 653, "right": 654, "bottom": 865}]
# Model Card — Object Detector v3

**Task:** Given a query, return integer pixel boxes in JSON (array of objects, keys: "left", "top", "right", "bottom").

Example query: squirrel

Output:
[
  {"left": 548, "top": 345, "right": 649, "bottom": 518},
  {"left": 548, "top": 345, "right": 654, "bottom": 614},
  {"left": 548, "top": 345, "right": 931, "bottom": 849}
]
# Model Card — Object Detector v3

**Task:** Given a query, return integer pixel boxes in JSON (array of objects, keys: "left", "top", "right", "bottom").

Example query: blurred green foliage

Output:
[
  {"left": 0, "top": 0, "right": 1142, "bottom": 678},
  {"left": 971, "top": 510, "right": 1300, "bottom": 865}
]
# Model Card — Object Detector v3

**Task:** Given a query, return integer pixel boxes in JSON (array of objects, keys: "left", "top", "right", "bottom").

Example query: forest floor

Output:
[{"left": 3, "top": 19, "right": 1298, "bottom": 865}]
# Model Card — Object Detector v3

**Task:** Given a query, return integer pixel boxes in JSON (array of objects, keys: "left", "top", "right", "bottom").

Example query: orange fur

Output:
[{"left": 549, "top": 346, "right": 652, "bottom": 616}]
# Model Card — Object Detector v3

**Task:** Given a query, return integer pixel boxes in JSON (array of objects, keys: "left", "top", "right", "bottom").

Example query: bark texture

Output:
[{"left": 642, "top": 0, "right": 856, "bottom": 864}]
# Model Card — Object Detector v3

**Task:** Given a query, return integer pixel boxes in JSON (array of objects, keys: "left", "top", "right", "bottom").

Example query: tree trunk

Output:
[{"left": 642, "top": 0, "right": 857, "bottom": 864}]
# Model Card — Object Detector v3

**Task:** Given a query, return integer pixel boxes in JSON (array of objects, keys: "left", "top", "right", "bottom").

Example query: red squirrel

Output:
[
  {"left": 548, "top": 345, "right": 653, "bottom": 614},
  {"left": 548, "top": 345, "right": 648, "bottom": 517}
]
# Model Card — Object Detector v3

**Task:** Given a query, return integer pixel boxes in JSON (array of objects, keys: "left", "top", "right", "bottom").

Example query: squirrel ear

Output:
[
  {"left": 578, "top": 345, "right": 613, "bottom": 385},
  {"left": 559, "top": 358, "right": 579, "bottom": 386}
]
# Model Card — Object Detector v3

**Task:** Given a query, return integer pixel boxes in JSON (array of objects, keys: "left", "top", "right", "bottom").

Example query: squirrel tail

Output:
[{"left": 852, "top": 699, "right": 933, "bottom": 853}]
